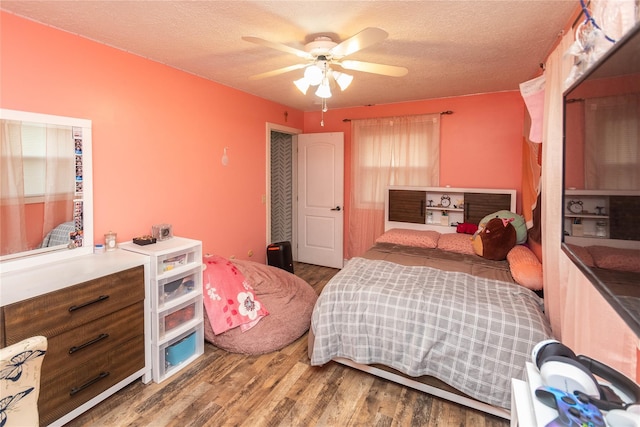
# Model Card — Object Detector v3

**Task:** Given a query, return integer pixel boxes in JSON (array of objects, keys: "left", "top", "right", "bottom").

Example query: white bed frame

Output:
[
  {"left": 333, "top": 358, "right": 511, "bottom": 419},
  {"left": 330, "top": 185, "right": 518, "bottom": 420}
]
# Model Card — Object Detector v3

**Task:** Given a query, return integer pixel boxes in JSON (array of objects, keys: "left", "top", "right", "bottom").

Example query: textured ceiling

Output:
[{"left": 1, "top": 1, "right": 577, "bottom": 112}]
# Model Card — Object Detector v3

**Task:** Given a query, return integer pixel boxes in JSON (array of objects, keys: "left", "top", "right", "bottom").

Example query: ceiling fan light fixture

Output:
[
  {"left": 315, "top": 79, "right": 332, "bottom": 98},
  {"left": 293, "top": 77, "right": 310, "bottom": 94},
  {"left": 304, "top": 64, "right": 324, "bottom": 86},
  {"left": 332, "top": 71, "right": 353, "bottom": 91}
]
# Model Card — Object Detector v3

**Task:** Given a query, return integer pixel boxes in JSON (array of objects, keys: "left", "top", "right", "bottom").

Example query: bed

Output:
[
  {"left": 565, "top": 243, "right": 640, "bottom": 315},
  {"left": 307, "top": 187, "right": 553, "bottom": 419},
  {"left": 38, "top": 221, "right": 74, "bottom": 248}
]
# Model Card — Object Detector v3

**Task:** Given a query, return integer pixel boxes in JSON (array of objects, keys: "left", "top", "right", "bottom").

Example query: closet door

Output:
[{"left": 463, "top": 193, "right": 511, "bottom": 224}]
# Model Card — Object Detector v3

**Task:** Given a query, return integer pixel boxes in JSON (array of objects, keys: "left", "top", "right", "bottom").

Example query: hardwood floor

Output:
[{"left": 66, "top": 262, "right": 510, "bottom": 427}]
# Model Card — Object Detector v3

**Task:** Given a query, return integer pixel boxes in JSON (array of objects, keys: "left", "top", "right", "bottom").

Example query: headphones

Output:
[{"left": 532, "top": 339, "right": 640, "bottom": 411}]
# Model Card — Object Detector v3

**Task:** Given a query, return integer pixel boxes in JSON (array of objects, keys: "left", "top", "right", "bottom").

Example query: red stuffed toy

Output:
[{"left": 456, "top": 222, "right": 478, "bottom": 235}]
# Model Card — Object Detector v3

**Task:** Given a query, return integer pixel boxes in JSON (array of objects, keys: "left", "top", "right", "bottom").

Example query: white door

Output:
[{"left": 297, "top": 132, "right": 344, "bottom": 269}]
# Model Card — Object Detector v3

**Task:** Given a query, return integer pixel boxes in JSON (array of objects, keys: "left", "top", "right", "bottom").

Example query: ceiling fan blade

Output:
[
  {"left": 330, "top": 27, "right": 388, "bottom": 58},
  {"left": 242, "top": 36, "right": 312, "bottom": 60},
  {"left": 248, "top": 63, "right": 308, "bottom": 80},
  {"left": 337, "top": 60, "right": 408, "bottom": 77}
]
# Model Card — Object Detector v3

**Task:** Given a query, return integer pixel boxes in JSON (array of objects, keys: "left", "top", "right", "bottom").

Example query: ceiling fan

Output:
[{"left": 242, "top": 27, "right": 408, "bottom": 98}]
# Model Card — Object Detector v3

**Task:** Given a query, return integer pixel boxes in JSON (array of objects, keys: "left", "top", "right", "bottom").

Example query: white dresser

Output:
[{"left": 0, "top": 250, "right": 151, "bottom": 427}]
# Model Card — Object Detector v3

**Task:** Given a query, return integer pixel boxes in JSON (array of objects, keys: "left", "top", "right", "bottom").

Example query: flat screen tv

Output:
[{"left": 562, "top": 21, "right": 640, "bottom": 336}]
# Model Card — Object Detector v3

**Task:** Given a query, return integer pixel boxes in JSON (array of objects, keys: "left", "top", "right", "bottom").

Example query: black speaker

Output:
[{"left": 267, "top": 241, "right": 294, "bottom": 273}]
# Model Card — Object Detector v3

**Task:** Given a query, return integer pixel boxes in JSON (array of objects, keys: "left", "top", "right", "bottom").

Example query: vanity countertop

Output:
[{"left": 0, "top": 249, "right": 148, "bottom": 306}]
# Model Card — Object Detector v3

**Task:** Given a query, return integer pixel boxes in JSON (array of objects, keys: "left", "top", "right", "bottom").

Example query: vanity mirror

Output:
[
  {"left": 0, "top": 109, "right": 93, "bottom": 272},
  {"left": 562, "top": 22, "right": 640, "bottom": 336}
]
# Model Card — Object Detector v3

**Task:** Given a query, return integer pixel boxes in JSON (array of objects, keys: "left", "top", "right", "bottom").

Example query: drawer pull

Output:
[
  {"left": 69, "top": 333, "right": 110, "bottom": 354},
  {"left": 69, "top": 371, "right": 110, "bottom": 396},
  {"left": 68, "top": 295, "right": 109, "bottom": 312}
]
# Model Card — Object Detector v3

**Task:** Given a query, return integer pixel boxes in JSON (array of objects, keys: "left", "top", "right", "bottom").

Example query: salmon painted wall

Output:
[
  {"left": 1, "top": 12, "right": 303, "bottom": 263},
  {"left": 303, "top": 93, "right": 526, "bottom": 256},
  {"left": 3, "top": 11, "right": 525, "bottom": 265}
]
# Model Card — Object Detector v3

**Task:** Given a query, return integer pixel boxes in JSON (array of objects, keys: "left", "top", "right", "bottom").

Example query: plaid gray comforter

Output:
[{"left": 309, "top": 257, "right": 553, "bottom": 409}]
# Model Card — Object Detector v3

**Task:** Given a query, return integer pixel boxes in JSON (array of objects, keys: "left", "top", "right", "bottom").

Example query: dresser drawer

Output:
[
  {"left": 42, "top": 302, "right": 143, "bottom": 373},
  {"left": 3, "top": 266, "right": 144, "bottom": 343},
  {"left": 39, "top": 334, "right": 145, "bottom": 426}
]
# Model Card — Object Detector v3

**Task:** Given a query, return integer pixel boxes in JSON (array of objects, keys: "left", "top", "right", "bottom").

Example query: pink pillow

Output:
[
  {"left": 437, "top": 233, "right": 475, "bottom": 255},
  {"left": 565, "top": 243, "right": 595, "bottom": 267},
  {"left": 376, "top": 228, "right": 440, "bottom": 249},
  {"left": 507, "top": 245, "right": 543, "bottom": 290},
  {"left": 586, "top": 246, "right": 640, "bottom": 273}
]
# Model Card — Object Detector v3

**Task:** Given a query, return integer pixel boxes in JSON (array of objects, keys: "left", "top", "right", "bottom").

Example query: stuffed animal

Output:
[
  {"left": 478, "top": 210, "right": 527, "bottom": 244},
  {"left": 472, "top": 217, "right": 517, "bottom": 260}
]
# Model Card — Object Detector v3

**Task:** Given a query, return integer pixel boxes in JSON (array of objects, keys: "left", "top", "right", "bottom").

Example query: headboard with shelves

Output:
[{"left": 385, "top": 186, "right": 517, "bottom": 232}]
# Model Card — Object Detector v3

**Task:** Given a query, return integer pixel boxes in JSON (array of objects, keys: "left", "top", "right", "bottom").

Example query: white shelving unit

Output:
[
  {"left": 564, "top": 189, "right": 640, "bottom": 249},
  {"left": 564, "top": 190, "right": 610, "bottom": 239},
  {"left": 120, "top": 236, "right": 204, "bottom": 383},
  {"left": 424, "top": 190, "right": 466, "bottom": 228}
]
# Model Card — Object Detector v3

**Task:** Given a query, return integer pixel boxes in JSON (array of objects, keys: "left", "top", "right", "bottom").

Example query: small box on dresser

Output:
[{"left": 120, "top": 236, "right": 204, "bottom": 383}]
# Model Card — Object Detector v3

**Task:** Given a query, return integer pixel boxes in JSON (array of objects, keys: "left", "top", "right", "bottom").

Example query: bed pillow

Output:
[
  {"left": 507, "top": 245, "right": 543, "bottom": 290},
  {"left": 375, "top": 228, "right": 440, "bottom": 248},
  {"left": 565, "top": 243, "right": 595, "bottom": 267},
  {"left": 437, "top": 233, "right": 475, "bottom": 255},
  {"left": 586, "top": 246, "right": 640, "bottom": 273}
]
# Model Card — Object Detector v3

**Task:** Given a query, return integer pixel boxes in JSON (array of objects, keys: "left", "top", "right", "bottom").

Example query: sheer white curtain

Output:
[
  {"left": 0, "top": 119, "right": 27, "bottom": 255},
  {"left": 43, "top": 125, "right": 74, "bottom": 234},
  {"left": 0, "top": 121, "right": 74, "bottom": 255},
  {"left": 584, "top": 94, "right": 639, "bottom": 190},
  {"left": 348, "top": 114, "right": 440, "bottom": 258}
]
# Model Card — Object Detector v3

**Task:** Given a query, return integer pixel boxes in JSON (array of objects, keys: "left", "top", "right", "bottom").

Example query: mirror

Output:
[
  {"left": 0, "top": 109, "right": 93, "bottom": 272},
  {"left": 562, "top": 22, "right": 640, "bottom": 336}
]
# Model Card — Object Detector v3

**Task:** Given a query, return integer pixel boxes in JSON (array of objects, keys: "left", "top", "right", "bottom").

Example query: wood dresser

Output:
[{"left": 0, "top": 250, "right": 151, "bottom": 427}]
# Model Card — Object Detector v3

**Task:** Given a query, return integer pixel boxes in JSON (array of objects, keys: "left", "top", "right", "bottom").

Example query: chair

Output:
[{"left": 0, "top": 336, "right": 47, "bottom": 427}]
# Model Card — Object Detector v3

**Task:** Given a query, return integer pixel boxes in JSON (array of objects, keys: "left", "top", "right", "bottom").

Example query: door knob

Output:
[{"left": 331, "top": 206, "right": 341, "bottom": 211}]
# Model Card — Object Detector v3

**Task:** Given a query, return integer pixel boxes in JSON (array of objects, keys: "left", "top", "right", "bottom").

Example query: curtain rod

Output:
[{"left": 342, "top": 110, "right": 453, "bottom": 122}]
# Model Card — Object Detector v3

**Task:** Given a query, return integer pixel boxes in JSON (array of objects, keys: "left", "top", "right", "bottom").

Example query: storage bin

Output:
[
  {"left": 158, "top": 298, "right": 202, "bottom": 339},
  {"left": 156, "top": 245, "right": 199, "bottom": 275},
  {"left": 165, "top": 331, "right": 196, "bottom": 367},
  {"left": 158, "top": 325, "right": 204, "bottom": 380},
  {"left": 156, "top": 265, "right": 201, "bottom": 308}
]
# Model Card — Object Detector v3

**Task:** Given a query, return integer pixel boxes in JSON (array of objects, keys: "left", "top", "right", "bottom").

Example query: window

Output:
[
  {"left": 21, "top": 123, "right": 48, "bottom": 198},
  {"left": 585, "top": 94, "right": 639, "bottom": 190},
  {"left": 352, "top": 114, "right": 440, "bottom": 208},
  {"left": 348, "top": 114, "right": 441, "bottom": 257}
]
